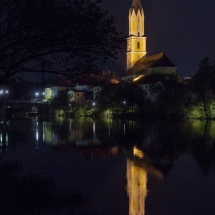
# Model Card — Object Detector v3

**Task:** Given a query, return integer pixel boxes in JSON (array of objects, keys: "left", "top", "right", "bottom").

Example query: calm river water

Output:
[{"left": 0, "top": 116, "right": 215, "bottom": 215}]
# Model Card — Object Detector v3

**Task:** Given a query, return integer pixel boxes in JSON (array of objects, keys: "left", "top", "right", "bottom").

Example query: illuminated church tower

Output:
[{"left": 127, "top": 0, "right": 147, "bottom": 70}]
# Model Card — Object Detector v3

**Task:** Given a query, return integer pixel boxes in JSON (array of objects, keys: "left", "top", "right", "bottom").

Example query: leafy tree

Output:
[
  {"left": 0, "top": 0, "right": 125, "bottom": 84},
  {"left": 97, "top": 84, "right": 122, "bottom": 115},
  {"left": 50, "top": 90, "right": 70, "bottom": 116},
  {"left": 97, "top": 83, "right": 147, "bottom": 117},
  {"left": 193, "top": 57, "right": 215, "bottom": 118},
  {"left": 155, "top": 80, "right": 188, "bottom": 118},
  {"left": 123, "top": 83, "right": 147, "bottom": 115}
]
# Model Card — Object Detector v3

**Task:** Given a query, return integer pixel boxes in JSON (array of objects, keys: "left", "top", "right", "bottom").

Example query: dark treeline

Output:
[{"left": 0, "top": 0, "right": 125, "bottom": 84}]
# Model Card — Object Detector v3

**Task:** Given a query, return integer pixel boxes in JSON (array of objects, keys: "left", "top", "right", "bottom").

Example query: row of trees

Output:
[{"left": 35, "top": 56, "right": 215, "bottom": 120}]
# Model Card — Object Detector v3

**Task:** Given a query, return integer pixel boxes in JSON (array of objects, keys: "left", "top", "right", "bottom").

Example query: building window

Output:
[
  {"left": 78, "top": 93, "right": 79, "bottom": 96},
  {"left": 137, "top": 41, "right": 140, "bottom": 49}
]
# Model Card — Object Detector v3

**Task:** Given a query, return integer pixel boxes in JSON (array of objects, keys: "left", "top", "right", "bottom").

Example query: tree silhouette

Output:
[
  {"left": 194, "top": 57, "right": 215, "bottom": 118},
  {"left": 0, "top": 0, "right": 125, "bottom": 84}
]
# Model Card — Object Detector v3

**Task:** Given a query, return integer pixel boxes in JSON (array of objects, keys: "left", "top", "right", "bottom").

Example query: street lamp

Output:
[
  {"left": 123, "top": 101, "right": 126, "bottom": 118},
  {"left": 35, "top": 92, "right": 39, "bottom": 100},
  {"left": 0, "top": 89, "right": 9, "bottom": 96}
]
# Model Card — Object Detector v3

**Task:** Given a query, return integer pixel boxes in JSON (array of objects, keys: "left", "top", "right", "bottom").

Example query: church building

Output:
[{"left": 122, "top": 0, "right": 181, "bottom": 82}]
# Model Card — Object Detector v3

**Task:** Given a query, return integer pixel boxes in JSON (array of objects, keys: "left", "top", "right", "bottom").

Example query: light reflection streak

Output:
[
  {"left": 43, "top": 122, "right": 45, "bottom": 142},
  {"left": 6, "top": 134, "right": 8, "bottom": 146},
  {"left": 93, "top": 122, "right": 95, "bottom": 134},
  {"left": 36, "top": 130, "right": 39, "bottom": 142},
  {"left": 0, "top": 132, "right": 9, "bottom": 150},
  {"left": 127, "top": 159, "right": 147, "bottom": 215}
]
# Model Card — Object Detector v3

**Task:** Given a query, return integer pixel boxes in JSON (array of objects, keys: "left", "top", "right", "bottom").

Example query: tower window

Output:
[{"left": 137, "top": 41, "right": 140, "bottom": 49}]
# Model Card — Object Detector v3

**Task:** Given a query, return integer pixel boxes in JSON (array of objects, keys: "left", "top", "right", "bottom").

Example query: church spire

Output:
[
  {"left": 126, "top": 0, "right": 147, "bottom": 70},
  {"left": 131, "top": 0, "right": 142, "bottom": 14}
]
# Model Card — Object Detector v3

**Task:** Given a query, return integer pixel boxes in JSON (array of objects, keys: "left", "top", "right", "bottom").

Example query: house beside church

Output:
[
  {"left": 123, "top": 0, "right": 182, "bottom": 102},
  {"left": 122, "top": 52, "right": 181, "bottom": 82},
  {"left": 44, "top": 0, "right": 183, "bottom": 105}
]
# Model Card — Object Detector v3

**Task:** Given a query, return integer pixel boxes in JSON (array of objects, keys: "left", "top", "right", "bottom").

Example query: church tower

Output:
[{"left": 127, "top": 0, "right": 147, "bottom": 70}]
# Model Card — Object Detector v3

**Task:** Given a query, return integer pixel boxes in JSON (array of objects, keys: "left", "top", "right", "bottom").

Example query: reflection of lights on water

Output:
[
  {"left": 0, "top": 133, "right": 9, "bottom": 147},
  {"left": 43, "top": 122, "right": 45, "bottom": 142},
  {"left": 70, "top": 121, "right": 72, "bottom": 131},
  {"left": 109, "top": 123, "right": 110, "bottom": 135},
  {"left": 127, "top": 159, "right": 147, "bottom": 215},
  {"left": 36, "top": 122, "right": 39, "bottom": 142},
  {"left": 93, "top": 122, "right": 96, "bottom": 134},
  {"left": 133, "top": 146, "right": 144, "bottom": 159},
  {"left": 124, "top": 123, "right": 126, "bottom": 135},
  {"left": 36, "top": 130, "right": 39, "bottom": 142},
  {"left": 6, "top": 134, "right": 8, "bottom": 145}
]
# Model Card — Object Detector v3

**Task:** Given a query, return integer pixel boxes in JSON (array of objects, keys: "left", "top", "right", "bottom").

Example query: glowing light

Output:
[
  {"left": 126, "top": 159, "right": 147, "bottom": 215},
  {"left": 133, "top": 75, "right": 144, "bottom": 82},
  {"left": 35, "top": 92, "right": 39, "bottom": 100},
  {"left": 36, "top": 130, "right": 39, "bottom": 141},
  {"left": 133, "top": 146, "right": 144, "bottom": 158}
]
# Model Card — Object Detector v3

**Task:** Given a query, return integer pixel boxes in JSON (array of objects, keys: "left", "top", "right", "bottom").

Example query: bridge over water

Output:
[{"left": 1, "top": 100, "right": 50, "bottom": 113}]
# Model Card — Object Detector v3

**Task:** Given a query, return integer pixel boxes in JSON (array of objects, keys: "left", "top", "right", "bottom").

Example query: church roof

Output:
[
  {"left": 133, "top": 74, "right": 164, "bottom": 85},
  {"left": 125, "top": 52, "right": 176, "bottom": 77},
  {"left": 131, "top": 0, "right": 142, "bottom": 14}
]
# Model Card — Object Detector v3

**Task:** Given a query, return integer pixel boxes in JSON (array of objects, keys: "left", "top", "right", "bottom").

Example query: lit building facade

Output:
[{"left": 127, "top": 0, "right": 147, "bottom": 70}]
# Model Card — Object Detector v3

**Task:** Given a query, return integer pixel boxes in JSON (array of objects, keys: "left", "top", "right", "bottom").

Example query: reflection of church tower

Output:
[
  {"left": 126, "top": 159, "right": 147, "bottom": 215},
  {"left": 127, "top": 0, "right": 147, "bottom": 70}
]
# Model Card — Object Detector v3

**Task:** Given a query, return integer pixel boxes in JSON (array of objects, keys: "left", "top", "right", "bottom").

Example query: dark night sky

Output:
[{"left": 102, "top": 0, "right": 215, "bottom": 78}]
